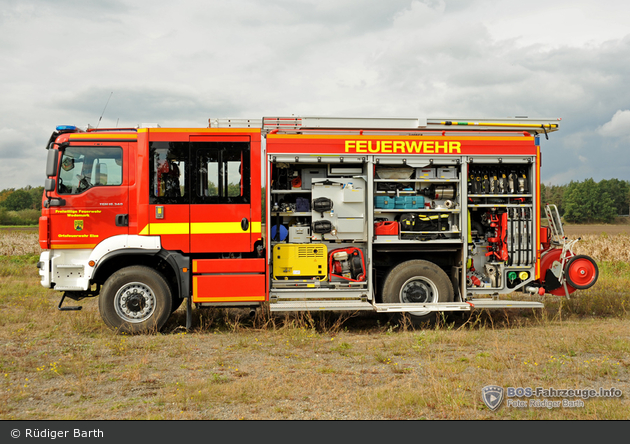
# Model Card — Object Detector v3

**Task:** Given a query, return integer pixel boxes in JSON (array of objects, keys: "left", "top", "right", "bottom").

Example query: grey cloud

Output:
[{"left": 2, "top": 0, "right": 630, "bottom": 190}]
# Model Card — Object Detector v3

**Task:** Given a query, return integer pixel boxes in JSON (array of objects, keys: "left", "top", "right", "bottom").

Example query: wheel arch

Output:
[
  {"left": 374, "top": 249, "right": 459, "bottom": 303},
  {"left": 92, "top": 249, "right": 190, "bottom": 301}
]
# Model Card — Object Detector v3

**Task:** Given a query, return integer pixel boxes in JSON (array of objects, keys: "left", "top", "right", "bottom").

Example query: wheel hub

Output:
[
  {"left": 114, "top": 282, "right": 156, "bottom": 323},
  {"left": 567, "top": 257, "right": 597, "bottom": 288},
  {"left": 403, "top": 281, "right": 433, "bottom": 303},
  {"left": 399, "top": 277, "right": 438, "bottom": 317},
  {"left": 125, "top": 292, "right": 146, "bottom": 313}
]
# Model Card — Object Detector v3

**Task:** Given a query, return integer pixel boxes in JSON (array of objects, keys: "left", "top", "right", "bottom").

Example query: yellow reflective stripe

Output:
[
  {"left": 149, "top": 223, "right": 190, "bottom": 235},
  {"left": 68, "top": 134, "right": 136, "bottom": 140},
  {"left": 194, "top": 296, "right": 266, "bottom": 302},
  {"left": 50, "top": 244, "right": 96, "bottom": 249},
  {"left": 216, "top": 296, "right": 265, "bottom": 301},
  {"left": 142, "top": 222, "right": 262, "bottom": 235},
  {"left": 191, "top": 222, "right": 243, "bottom": 234}
]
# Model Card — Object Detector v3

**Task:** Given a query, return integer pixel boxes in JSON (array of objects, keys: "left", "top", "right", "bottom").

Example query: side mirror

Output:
[
  {"left": 46, "top": 149, "right": 59, "bottom": 177},
  {"left": 44, "top": 178, "right": 56, "bottom": 192}
]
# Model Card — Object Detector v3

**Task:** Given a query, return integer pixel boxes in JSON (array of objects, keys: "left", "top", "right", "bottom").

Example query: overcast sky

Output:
[{"left": 1, "top": 0, "right": 629, "bottom": 191}]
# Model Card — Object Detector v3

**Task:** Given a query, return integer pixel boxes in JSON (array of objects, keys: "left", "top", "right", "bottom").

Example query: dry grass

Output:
[
  {"left": 0, "top": 228, "right": 628, "bottom": 420},
  {"left": 562, "top": 224, "right": 630, "bottom": 263},
  {"left": 0, "top": 229, "right": 39, "bottom": 256}
]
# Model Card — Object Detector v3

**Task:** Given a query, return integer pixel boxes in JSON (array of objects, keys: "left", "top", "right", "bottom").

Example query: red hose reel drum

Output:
[{"left": 539, "top": 249, "right": 598, "bottom": 296}]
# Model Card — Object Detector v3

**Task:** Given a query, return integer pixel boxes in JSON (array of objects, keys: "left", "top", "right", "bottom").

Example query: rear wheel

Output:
[
  {"left": 382, "top": 260, "right": 454, "bottom": 326},
  {"left": 99, "top": 266, "right": 172, "bottom": 334}
]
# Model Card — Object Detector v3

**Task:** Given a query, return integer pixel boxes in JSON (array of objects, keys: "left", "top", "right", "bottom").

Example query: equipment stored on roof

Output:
[{"left": 36, "top": 115, "right": 597, "bottom": 333}]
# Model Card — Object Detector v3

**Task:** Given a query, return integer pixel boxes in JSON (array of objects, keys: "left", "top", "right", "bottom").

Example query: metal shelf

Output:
[
  {"left": 375, "top": 209, "right": 460, "bottom": 213},
  {"left": 271, "top": 189, "right": 312, "bottom": 194},
  {"left": 270, "top": 212, "right": 312, "bottom": 216},
  {"left": 468, "top": 194, "right": 532, "bottom": 198},
  {"left": 374, "top": 178, "right": 459, "bottom": 183},
  {"left": 401, "top": 230, "right": 460, "bottom": 234},
  {"left": 468, "top": 204, "right": 532, "bottom": 208},
  {"left": 374, "top": 237, "right": 462, "bottom": 244}
]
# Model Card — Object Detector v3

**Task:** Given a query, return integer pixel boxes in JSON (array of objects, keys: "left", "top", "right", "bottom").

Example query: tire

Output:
[
  {"left": 565, "top": 255, "right": 598, "bottom": 290},
  {"left": 171, "top": 295, "right": 184, "bottom": 313},
  {"left": 99, "top": 266, "right": 172, "bottom": 334},
  {"left": 382, "top": 260, "right": 454, "bottom": 326}
]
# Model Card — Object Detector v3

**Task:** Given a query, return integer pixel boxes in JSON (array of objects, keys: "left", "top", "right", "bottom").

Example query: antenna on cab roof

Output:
[{"left": 96, "top": 91, "right": 113, "bottom": 129}]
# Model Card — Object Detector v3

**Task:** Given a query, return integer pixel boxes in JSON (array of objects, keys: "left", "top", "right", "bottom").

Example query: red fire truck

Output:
[{"left": 37, "top": 117, "right": 598, "bottom": 333}]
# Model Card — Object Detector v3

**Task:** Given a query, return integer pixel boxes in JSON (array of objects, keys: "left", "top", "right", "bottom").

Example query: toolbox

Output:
[
  {"left": 394, "top": 195, "right": 424, "bottom": 209},
  {"left": 375, "top": 196, "right": 395, "bottom": 209}
]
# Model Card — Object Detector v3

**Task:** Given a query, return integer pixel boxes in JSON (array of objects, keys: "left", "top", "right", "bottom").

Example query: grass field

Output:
[{"left": 0, "top": 228, "right": 628, "bottom": 419}]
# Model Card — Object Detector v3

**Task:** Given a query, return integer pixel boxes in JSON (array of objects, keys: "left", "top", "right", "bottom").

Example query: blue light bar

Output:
[{"left": 56, "top": 125, "right": 79, "bottom": 132}]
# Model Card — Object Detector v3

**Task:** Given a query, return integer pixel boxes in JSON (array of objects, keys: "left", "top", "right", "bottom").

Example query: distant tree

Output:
[
  {"left": 0, "top": 188, "right": 14, "bottom": 204},
  {"left": 598, "top": 178, "right": 630, "bottom": 216},
  {"left": 540, "top": 183, "right": 567, "bottom": 217},
  {"left": 1, "top": 189, "right": 33, "bottom": 211},
  {"left": 27, "top": 186, "right": 44, "bottom": 209},
  {"left": 563, "top": 179, "right": 616, "bottom": 223}
]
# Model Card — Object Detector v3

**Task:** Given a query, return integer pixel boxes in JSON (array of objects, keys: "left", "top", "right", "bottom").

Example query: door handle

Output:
[
  {"left": 116, "top": 214, "right": 129, "bottom": 227},
  {"left": 241, "top": 218, "right": 249, "bottom": 231}
]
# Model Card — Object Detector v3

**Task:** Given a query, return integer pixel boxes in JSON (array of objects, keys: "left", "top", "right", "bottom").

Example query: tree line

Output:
[
  {"left": 541, "top": 178, "right": 630, "bottom": 224},
  {"left": 0, "top": 186, "right": 44, "bottom": 225},
  {"left": 1, "top": 179, "right": 629, "bottom": 226}
]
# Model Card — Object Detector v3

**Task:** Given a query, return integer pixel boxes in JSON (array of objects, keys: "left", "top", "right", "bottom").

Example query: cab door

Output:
[
  {"left": 50, "top": 143, "right": 128, "bottom": 249},
  {"left": 189, "top": 136, "right": 253, "bottom": 253}
]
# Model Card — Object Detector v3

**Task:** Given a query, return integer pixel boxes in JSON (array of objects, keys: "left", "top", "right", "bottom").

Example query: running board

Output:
[
  {"left": 269, "top": 299, "right": 544, "bottom": 313},
  {"left": 374, "top": 303, "right": 471, "bottom": 313},
  {"left": 466, "top": 299, "right": 544, "bottom": 309},
  {"left": 269, "top": 300, "right": 374, "bottom": 312}
]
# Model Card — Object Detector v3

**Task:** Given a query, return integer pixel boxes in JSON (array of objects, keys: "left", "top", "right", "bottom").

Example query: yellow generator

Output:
[{"left": 272, "top": 244, "right": 328, "bottom": 281}]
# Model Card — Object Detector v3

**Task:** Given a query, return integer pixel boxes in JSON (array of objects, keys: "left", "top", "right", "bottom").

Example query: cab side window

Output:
[
  {"left": 192, "top": 141, "right": 250, "bottom": 204},
  {"left": 58, "top": 147, "right": 122, "bottom": 194},
  {"left": 149, "top": 142, "right": 188, "bottom": 204}
]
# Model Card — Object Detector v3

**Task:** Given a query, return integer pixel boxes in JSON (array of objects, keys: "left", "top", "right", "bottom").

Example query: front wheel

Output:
[
  {"left": 99, "top": 266, "right": 172, "bottom": 334},
  {"left": 382, "top": 260, "right": 454, "bottom": 326}
]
